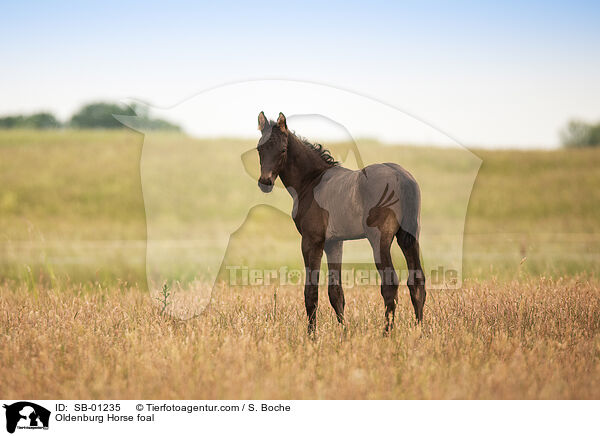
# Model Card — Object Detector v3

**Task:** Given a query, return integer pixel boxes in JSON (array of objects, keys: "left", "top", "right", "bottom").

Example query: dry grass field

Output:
[
  {"left": 1, "top": 130, "right": 599, "bottom": 399},
  {"left": 1, "top": 276, "right": 599, "bottom": 399}
]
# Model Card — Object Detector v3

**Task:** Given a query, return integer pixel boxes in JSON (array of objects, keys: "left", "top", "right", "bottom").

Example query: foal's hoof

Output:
[{"left": 383, "top": 324, "right": 394, "bottom": 337}]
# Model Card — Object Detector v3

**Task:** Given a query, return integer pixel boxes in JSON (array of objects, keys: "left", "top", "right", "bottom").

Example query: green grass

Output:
[{"left": 0, "top": 129, "right": 598, "bottom": 286}]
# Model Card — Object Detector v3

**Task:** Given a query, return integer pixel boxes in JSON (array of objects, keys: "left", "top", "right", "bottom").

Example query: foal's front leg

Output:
[
  {"left": 325, "top": 240, "right": 345, "bottom": 324},
  {"left": 302, "top": 236, "right": 324, "bottom": 334}
]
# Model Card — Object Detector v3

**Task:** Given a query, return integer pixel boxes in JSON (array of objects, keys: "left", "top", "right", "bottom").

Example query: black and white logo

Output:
[{"left": 3, "top": 402, "right": 50, "bottom": 434}]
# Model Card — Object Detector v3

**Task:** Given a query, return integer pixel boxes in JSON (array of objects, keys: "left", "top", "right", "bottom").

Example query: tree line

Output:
[
  {"left": 0, "top": 102, "right": 181, "bottom": 131},
  {"left": 560, "top": 120, "right": 600, "bottom": 148},
  {"left": 2, "top": 104, "right": 598, "bottom": 147}
]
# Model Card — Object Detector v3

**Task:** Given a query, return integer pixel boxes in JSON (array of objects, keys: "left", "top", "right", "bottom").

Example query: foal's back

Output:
[{"left": 313, "top": 162, "right": 419, "bottom": 242}]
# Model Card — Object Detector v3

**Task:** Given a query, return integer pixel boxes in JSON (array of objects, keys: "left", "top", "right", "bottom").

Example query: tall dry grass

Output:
[
  {"left": 1, "top": 131, "right": 599, "bottom": 399},
  {"left": 1, "top": 276, "right": 599, "bottom": 399}
]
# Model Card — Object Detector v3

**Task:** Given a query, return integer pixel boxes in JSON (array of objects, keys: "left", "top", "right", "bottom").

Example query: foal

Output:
[{"left": 256, "top": 112, "right": 426, "bottom": 333}]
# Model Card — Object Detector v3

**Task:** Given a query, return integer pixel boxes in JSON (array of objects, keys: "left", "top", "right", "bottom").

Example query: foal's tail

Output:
[{"left": 396, "top": 178, "right": 421, "bottom": 249}]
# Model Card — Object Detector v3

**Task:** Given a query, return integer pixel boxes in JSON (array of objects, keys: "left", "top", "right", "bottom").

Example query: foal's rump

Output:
[{"left": 359, "top": 163, "right": 421, "bottom": 239}]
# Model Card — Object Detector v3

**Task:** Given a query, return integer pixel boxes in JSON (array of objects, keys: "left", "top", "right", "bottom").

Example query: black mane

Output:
[
  {"left": 264, "top": 119, "right": 339, "bottom": 166},
  {"left": 298, "top": 136, "right": 339, "bottom": 166}
]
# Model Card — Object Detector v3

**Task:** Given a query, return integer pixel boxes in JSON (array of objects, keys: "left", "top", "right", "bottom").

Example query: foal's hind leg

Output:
[
  {"left": 397, "top": 229, "right": 426, "bottom": 323},
  {"left": 324, "top": 240, "right": 345, "bottom": 324},
  {"left": 367, "top": 227, "right": 399, "bottom": 333}
]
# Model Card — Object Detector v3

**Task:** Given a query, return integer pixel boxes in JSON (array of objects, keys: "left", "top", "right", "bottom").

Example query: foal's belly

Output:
[
  {"left": 314, "top": 168, "right": 366, "bottom": 241},
  {"left": 325, "top": 210, "right": 366, "bottom": 241}
]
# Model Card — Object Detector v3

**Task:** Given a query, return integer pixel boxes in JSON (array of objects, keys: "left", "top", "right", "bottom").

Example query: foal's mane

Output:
[
  {"left": 265, "top": 119, "right": 339, "bottom": 167},
  {"left": 295, "top": 135, "right": 339, "bottom": 167}
]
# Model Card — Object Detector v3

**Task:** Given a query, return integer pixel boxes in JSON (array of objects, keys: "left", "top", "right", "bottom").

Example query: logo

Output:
[
  {"left": 3, "top": 402, "right": 50, "bottom": 434},
  {"left": 115, "top": 80, "right": 481, "bottom": 319}
]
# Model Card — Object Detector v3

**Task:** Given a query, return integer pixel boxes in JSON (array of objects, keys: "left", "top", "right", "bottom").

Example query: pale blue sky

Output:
[{"left": 1, "top": 1, "right": 599, "bottom": 147}]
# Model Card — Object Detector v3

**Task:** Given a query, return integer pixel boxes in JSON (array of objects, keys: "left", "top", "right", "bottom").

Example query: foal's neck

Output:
[{"left": 279, "top": 134, "right": 331, "bottom": 195}]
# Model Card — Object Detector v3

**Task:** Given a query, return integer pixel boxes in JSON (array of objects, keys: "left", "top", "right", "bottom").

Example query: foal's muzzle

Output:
[{"left": 258, "top": 178, "right": 274, "bottom": 193}]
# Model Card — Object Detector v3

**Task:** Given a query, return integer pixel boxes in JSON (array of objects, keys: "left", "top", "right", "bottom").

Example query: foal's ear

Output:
[
  {"left": 258, "top": 111, "right": 268, "bottom": 131},
  {"left": 277, "top": 112, "right": 287, "bottom": 132}
]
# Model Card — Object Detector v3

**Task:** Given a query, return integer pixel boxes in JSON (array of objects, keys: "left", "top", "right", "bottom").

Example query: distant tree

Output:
[
  {"left": 0, "top": 103, "right": 181, "bottom": 131},
  {"left": 561, "top": 120, "right": 600, "bottom": 148},
  {"left": 69, "top": 102, "right": 136, "bottom": 129},
  {"left": 22, "top": 112, "right": 61, "bottom": 129},
  {"left": 0, "top": 115, "right": 25, "bottom": 128},
  {"left": 0, "top": 112, "right": 61, "bottom": 129},
  {"left": 69, "top": 102, "right": 181, "bottom": 131}
]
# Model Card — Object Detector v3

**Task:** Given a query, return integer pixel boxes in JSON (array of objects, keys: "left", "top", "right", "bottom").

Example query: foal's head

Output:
[{"left": 256, "top": 111, "right": 288, "bottom": 193}]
